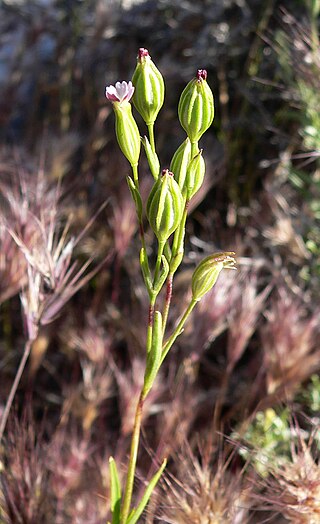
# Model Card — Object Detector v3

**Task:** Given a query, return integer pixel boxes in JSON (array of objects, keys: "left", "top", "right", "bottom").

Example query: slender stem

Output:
[
  {"left": 131, "top": 163, "right": 139, "bottom": 188},
  {"left": 0, "top": 338, "right": 33, "bottom": 443},
  {"left": 147, "top": 123, "right": 155, "bottom": 153},
  {"left": 161, "top": 273, "right": 173, "bottom": 334},
  {"left": 161, "top": 298, "right": 197, "bottom": 364},
  {"left": 161, "top": 204, "right": 189, "bottom": 335},
  {"left": 153, "top": 240, "right": 165, "bottom": 286},
  {"left": 130, "top": 163, "right": 147, "bottom": 256},
  {"left": 146, "top": 300, "right": 155, "bottom": 354},
  {"left": 171, "top": 206, "right": 188, "bottom": 258},
  {"left": 120, "top": 391, "right": 145, "bottom": 524},
  {"left": 191, "top": 141, "right": 199, "bottom": 159}
]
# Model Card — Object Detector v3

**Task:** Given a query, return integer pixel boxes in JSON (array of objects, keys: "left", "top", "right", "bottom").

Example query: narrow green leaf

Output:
[
  {"left": 126, "top": 458, "right": 167, "bottom": 524},
  {"left": 169, "top": 250, "right": 184, "bottom": 274},
  {"left": 142, "top": 136, "right": 160, "bottom": 180},
  {"left": 140, "top": 247, "right": 153, "bottom": 298},
  {"left": 109, "top": 456, "right": 121, "bottom": 524},
  {"left": 153, "top": 255, "right": 169, "bottom": 295},
  {"left": 143, "top": 311, "right": 163, "bottom": 396},
  {"left": 126, "top": 176, "right": 143, "bottom": 220},
  {"left": 163, "top": 240, "right": 171, "bottom": 262}
]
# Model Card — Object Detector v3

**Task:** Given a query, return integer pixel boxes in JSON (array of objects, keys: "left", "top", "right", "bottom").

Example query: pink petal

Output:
[{"left": 105, "top": 85, "right": 120, "bottom": 102}]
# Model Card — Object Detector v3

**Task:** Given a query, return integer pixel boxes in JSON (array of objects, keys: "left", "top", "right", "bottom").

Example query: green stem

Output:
[
  {"left": 120, "top": 391, "right": 145, "bottom": 524},
  {"left": 131, "top": 163, "right": 139, "bottom": 188},
  {"left": 162, "top": 203, "right": 189, "bottom": 336},
  {"left": 161, "top": 273, "right": 173, "bottom": 335},
  {"left": 161, "top": 298, "right": 197, "bottom": 364},
  {"left": 153, "top": 240, "right": 165, "bottom": 286},
  {"left": 171, "top": 206, "right": 188, "bottom": 257},
  {"left": 146, "top": 299, "right": 155, "bottom": 354},
  {"left": 191, "top": 141, "right": 199, "bottom": 159},
  {"left": 147, "top": 123, "right": 155, "bottom": 153},
  {"left": 130, "top": 164, "right": 148, "bottom": 257}
]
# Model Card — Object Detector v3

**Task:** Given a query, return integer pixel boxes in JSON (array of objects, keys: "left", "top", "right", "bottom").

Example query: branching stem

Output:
[{"left": 161, "top": 298, "right": 197, "bottom": 364}]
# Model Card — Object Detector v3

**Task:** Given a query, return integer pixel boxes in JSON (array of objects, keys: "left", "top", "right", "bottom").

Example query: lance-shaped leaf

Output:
[
  {"left": 109, "top": 456, "right": 122, "bottom": 524},
  {"left": 153, "top": 255, "right": 169, "bottom": 296},
  {"left": 140, "top": 247, "right": 153, "bottom": 298},
  {"left": 126, "top": 458, "right": 167, "bottom": 524},
  {"left": 142, "top": 136, "right": 160, "bottom": 180},
  {"left": 143, "top": 310, "right": 163, "bottom": 396},
  {"left": 127, "top": 176, "right": 143, "bottom": 221}
]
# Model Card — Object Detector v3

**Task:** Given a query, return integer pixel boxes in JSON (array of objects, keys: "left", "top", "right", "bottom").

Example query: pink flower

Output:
[{"left": 105, "top": 81, "right": 134, "bottom": 103}]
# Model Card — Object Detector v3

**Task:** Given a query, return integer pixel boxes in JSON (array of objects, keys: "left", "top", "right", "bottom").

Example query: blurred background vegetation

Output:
[{"left": 0, "top": 0, "right": 320, "bottom": 522}]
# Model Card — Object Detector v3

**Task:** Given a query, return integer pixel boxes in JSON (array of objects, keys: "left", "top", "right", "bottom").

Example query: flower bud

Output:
[
  {"left": 178, "top": 69, "right": 214, "bottom": 143},
  {"left": 132, "top": 48, "right": 165, "bottom": 125},
  {"left": 192, "top": 252, "right": 236, "bottom": 302},
  {"left": 185, "top": 149, "right": 205, "bottom": 199},
  {"left": 147, "top": 169, "right": 184, "bottom": 243},
  {"left": 169, "top": 138, "right": 191, "bottom": 190}
]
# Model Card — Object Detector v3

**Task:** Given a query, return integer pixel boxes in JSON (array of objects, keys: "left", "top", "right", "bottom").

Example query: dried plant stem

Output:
[
  {"left": 0, "top": 338, "right": 33, "bottom": 443},
  {"left": 120, "top": 390, "right": 145, "bottom": 524}
]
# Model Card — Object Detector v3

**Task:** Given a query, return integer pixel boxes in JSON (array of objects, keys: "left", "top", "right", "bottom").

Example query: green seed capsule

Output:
[
  {"left": 178, "top": 69, "right": 214, "bottom": 143},
  {"left": 147, "top": 169, "right": 184, "bottom": 243},
  {"left": 132, "top": 48, "right": 165, "bottom": 126},
  {"left": 185, "top": 149, "right": 205, "bottom": 199},
  {"left": 192, "top": 252, "right": 236, "bottom": 302},
  {"left": 113, "top": 101, "right": 141, "bottom": 166},
  {"left": 169, "top": 138, "right": 192, "bottom": 191}
]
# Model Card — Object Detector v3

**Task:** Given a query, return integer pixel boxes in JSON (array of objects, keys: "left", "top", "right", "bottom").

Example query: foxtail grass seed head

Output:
[
  {"left": 105, "top": 81, "right": 141, "bottom": 166},
  {"left": 178, "top": 69, "right": 214, "bottom": 143},
  {"left": 185, "top": 149, "right": 205, "bottom": 199},
  {"left": 132, "top": 48, "right": 165, "bottom": 126},
  {"left": 169, "top": 137, "right": 192, "bottom": 191},
  {"left": 147, "top": 169, "right": 184, "bottom": 243},
  {"left": 192, "top": 252, "right": 236, "bottom": 301}
]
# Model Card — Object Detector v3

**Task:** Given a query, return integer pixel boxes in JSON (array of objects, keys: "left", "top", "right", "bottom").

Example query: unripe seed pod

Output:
[
  {"left": 132, "top": 48, "right": 165, "bottom": 125},
  {"left": 192, "top": 252, "right": 236, "bottom": 302},
  {"left": 113, "top": 101, "right": 141, "bottom": 166},
  {"left": 185, "top": 149, "right": 205, "bottom": 199},
  {"left": 178, "top": 69, "right": 214, "bottom": 143},
  {"left": 147, "top": 169, "right": 184, "bottom": 243},
  {"left": 169, "top": 138, "right": 191, "bottom": 190}
]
